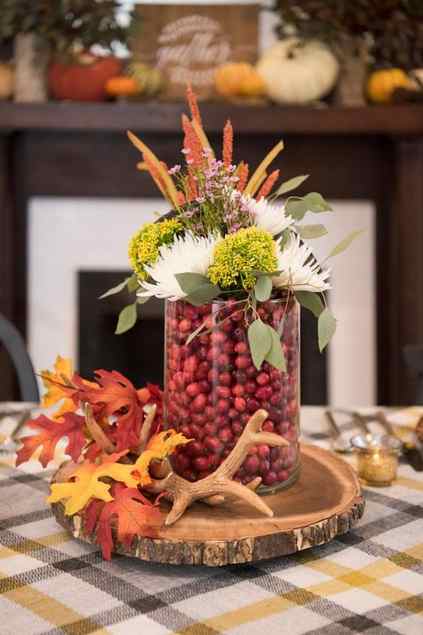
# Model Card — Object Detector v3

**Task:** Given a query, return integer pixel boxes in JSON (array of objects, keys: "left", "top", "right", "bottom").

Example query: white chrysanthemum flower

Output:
[
  {"left": 273, "top": 234, "right": 331, "bottom": 292},
  {"left": 242, "top": 195, "right": 294, "bottom": 236},
  {"left": 138, "top": 233, "right": 221, "bottom": 301}
]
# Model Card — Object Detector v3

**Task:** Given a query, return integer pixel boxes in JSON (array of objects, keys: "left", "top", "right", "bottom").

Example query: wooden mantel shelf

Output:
[{"left": 1, "top": 101, "right": 423, "bottom": 135}]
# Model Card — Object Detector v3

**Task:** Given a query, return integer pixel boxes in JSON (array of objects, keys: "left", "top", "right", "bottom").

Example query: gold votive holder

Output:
[{"left": 351, "top": 433, "right": 401, "bottom": 487}]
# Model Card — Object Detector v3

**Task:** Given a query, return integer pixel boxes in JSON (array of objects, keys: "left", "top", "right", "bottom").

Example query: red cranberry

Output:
[
  {"left": 216, "top": 385, "right": 231, "bottom": 399},
  {"left": 184, "top": 355, "right": 198, "bottom": 373},
  {"left": 263, "top": 471, "right": 278, "bottom": 486},
  {"left": 179, "top": 319, "right": 192, "bottom": 333},
  {"left": 175, "top": 453, "right": 191, "bottom": 471},
  {"left": 228, "top": 408, "right": 238, "bottom": 420},
  {"left": 218, "top": 426, "right": 234, "bottom": 443},
  {"left": 235, "top": 355, "right": 249, "bottom": 369},
  {"left": 231, "top": 421, "right": 243, "bottom": 435},
  {"left": 263, "top": 421, "right": 275, "bottom": 433},
  {"left": 204, "top": 436, "right": 223, "bottom": 453},
  {"left": 277, "top": 469, "right": 289, "bottom": 482},
  {"left": 256, "top": 386, "right": 272, "bottom": 401},
  {"left": 246, "top": 398, "right": 260, "bottom": 413},
  {"left": 234, "top": 397, "right": 246, "bottom": 412},
  {"left": 186, "top": 382, "right": 200, "bottom": 398},
  {"left": 219, "top": 371, "right": 231, "bottom": 386},
  {"left": 208, "top": 368, "right": 219, "bottom": 383},
  {"left": 245, "top": 381, "right": 256, "bottom": 395},
  {"left": 217, "top": 353, "right": 230, "bottom": 368},
  {"left": 256, "top": 372, "right": 270, "bottom": 386},
  {"left": 203, "top": 422, "right": 217, "bottom": 436},
  {"left": 246, "top": 366, "right": 257, "bottom": 378},
  {"left": 257, "top": 445, "right": 270, "bottom": 459},
  {"left": 244, "top": 455, "right": 260, "bottom": 475},
  {"left": 199, "top": 380, "right": 211, "bottom": 394},
  {"left": 192, "top": 393, "right": 207, "bottom": 412},
  {"left": 193, "top": 456, "right": 210, "bottom": 472},
  {"left": 223, "top": 341, "right": 234, "bottom": 355},
  {"left": 232, "top": 384, "right": 245, "bottom": 397},
  {"left": 234, "top": 341, "right": 248, "bottom": 354},
  {"left": 186, "top": 441, "right": 203, "bottom": 457},
  {"left": 217, "top": 398, "right": 230, "bottom": 413}
]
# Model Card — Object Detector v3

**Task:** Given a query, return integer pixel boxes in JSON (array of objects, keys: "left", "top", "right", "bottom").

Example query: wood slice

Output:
[{"left": 51, "top": 445, "right": 364, "bottom": 567}]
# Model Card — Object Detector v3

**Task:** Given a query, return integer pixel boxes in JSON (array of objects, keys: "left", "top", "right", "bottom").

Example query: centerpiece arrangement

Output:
[
  {"left": 16, "top": 88, "right": 363, "bottom": 564},
  {"left": 105, "top": 86, "right": 359, "bottom": 492}
]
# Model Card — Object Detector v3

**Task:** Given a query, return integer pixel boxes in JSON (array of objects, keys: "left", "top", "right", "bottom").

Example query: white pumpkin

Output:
[{"left": 257, "top": 38, "right": 339, "bottom": 105}]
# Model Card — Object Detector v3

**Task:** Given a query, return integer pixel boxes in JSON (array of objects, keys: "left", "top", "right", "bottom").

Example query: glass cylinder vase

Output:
[{"left": 164, "top": 296, "right": 300, "bottom": 494}]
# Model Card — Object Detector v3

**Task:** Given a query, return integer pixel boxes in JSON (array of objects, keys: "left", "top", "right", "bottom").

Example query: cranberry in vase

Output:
[{"left": 164, "top": 297, "right": 300, "bottom": 493}]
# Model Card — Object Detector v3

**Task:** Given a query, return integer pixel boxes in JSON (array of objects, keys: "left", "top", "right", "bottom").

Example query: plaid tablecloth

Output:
[{"left": 0, "top": 407, "right": 422, "bottom": 635}]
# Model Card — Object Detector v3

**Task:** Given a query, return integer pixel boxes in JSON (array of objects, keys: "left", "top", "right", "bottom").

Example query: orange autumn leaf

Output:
[
  {"left": 78, "top": 370, "right": 144, "bottom": 451},
  {"left": 93, "top": 483, "right": 163, "bottom": 559},
  {"left": 48, "top": 452, "right": 138, "bottom": 515},
  {"left": 133, "top": 430, "right": 191, "bottom": 486},
  {"left": 16, "top": 413, "right": 86, "bottom": 468}
]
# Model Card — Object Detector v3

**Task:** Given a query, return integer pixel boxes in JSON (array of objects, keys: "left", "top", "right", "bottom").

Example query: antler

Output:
[
  {"left": 138, "top": 404, "right": 157, "bottom": 453},
  {"left": 146, "top": 409, "right": 289, "bottom": 526},
  {"left": 84, "top": 403, "right": 116, "bottom": 453}
]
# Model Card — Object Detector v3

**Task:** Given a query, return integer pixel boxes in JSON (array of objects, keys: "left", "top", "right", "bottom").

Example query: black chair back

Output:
[{"left": 0, "top": 314, "right": 39, "bottom": 402}]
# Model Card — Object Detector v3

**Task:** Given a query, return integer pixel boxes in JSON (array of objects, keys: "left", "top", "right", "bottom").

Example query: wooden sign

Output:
[{"left": 132, "top": 3, "right": 259, "bottom": 99}]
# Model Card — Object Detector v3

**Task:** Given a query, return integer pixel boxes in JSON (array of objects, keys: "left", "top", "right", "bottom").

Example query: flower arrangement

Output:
[
  {"left": 15, "top": 356, "right": 190, "bottom": 559},
  {"left": 106, "top": 87, "right": 360, "bottom": 367}
]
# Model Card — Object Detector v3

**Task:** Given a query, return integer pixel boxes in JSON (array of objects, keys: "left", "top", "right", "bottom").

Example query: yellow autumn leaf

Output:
[
  {"left": 48, "top": 452, "right": 138, "bottom": 516},
  {"left": 133, "top": 430, "right": 191, "bottom": 486},
  {"left": 41, "top": 355, "right": 76, "bottom": 419}
]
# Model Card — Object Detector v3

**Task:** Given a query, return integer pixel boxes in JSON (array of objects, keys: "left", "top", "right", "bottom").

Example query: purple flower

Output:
[{"left": 168, "top": 164, "right": 181, "bottom": 175}]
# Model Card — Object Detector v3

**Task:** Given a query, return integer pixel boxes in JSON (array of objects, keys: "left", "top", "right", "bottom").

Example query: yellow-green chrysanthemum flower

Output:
[
  {"left": 208, "top": 227, "right": 278, "bottom": 290},
  {"left": 128, "top": 218, "right": 182, "bottom": 280}
]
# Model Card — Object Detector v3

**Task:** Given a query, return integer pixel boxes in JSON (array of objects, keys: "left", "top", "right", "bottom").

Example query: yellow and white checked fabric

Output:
[{"left": 0, "top": 407, "right": 422, "bottom": 635}]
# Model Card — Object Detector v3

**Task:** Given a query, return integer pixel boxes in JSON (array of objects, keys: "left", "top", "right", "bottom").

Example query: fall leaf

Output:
[
  {"left": 16, "top": 413, "right": 86, "bottom": 468},
  {"left": 133, "top": 430, "right": 191, "bottom": 486},
  {"left": 41, "top": 355, "right": 78, "bottom": 419},
  {"left": 78, "top": 370, "right": 144, "bottom": 452},
  {"left": 47, "top": 452, "right": 138, "bottom": 515},
  {"left": 91, "top": 483, "right": 163, "bottom": 559}
]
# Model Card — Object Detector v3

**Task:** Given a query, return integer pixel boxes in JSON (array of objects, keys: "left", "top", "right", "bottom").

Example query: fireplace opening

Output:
[{"left": 78, "top": 270, "right": 327, "bottom": 404}]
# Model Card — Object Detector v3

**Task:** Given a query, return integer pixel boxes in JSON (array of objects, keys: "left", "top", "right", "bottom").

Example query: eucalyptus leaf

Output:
[
  {"left": 248, "top": 319, "right": 272, "bottom": 370},
  {"left": 295, "top": 291, "right": 324, "bottom": 318},
  {"left": 99, "top": 277, "right": 130, "bottom": 299},
  {"left": 265, "top": 325, "right": 286, "bottom": 371},
  {"left": 175, "top": 272, "right": 211, "bottom": 294},
  {"left": 328, "top": 229, "right": 364, "bottom": 258},
  {"left": 274, "top": 174, "right": 309, "bottom": 197},
  {"left": 304, "top": 192, "right": 332, "bottom": 213},
  {"left": 318, "top": 308, "right": 337, "bottom": 352},
  {"left": 175, "top": 272, "right": 221, "bottom": 307},
  {"left": 297, "top": 224, "right": 328, "bottom": 239},
  {"left": 115, "top": 302, "right": 137, "bottom": 335},
  {"left": 127, "top": 274, "right": 139, "bottom": 293},
  {"left": 254, "top": 275, "right": 272, "bottom": 302},
  {"left": 286, "top": 198, "right": 309, "bottom": 221}
]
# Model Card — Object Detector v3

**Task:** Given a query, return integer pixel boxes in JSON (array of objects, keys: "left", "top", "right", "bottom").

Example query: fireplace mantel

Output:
[{"left": 1, "top": 101, "right": 423, "bottom": 403}]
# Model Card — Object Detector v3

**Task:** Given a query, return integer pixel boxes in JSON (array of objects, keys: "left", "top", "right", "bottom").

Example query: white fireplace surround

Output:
[{"left": 28, "top": 197, "right": 376, "bottom": 406}]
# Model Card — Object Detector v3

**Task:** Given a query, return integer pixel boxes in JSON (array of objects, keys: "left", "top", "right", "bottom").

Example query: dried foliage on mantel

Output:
[{"left": 51, "top": 445, "right": 364, "bottom": 566}]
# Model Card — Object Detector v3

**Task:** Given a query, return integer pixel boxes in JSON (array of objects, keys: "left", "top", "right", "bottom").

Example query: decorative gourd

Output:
[
  {"left": 105, "top": 76, "right": 140, "bottom": 98},
  {"left": 0, "top": 63, "right": 14, "bottom": 100},
  {"left": 48, "top": 53, "right": 122, "bottom": 102},
  {"left": 257, "top": 38, "right": 339, "bottom": 105},
  {"left": 129, "top": 63, "right": 163, "bottom": 97},
  {"left": 367, "top": 68, "right": 413, "bottom": 103},
  {"left": 214, "top": 62, "right": 265, "bottom": 98}
]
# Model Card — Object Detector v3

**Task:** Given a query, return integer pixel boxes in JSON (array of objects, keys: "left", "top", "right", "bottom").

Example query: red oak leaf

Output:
[
  {"left": 92, "top": 483, "right": 163, "bottom": 560},
  {"left": 16, "top": 413, "right": 85, "bottom": 467},
  {"left": 79, "top": 370, "right": 144, "bottom": 451}
]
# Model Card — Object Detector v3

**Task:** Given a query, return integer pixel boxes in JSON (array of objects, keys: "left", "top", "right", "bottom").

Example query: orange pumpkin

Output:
[
  {"left": 105, "top": 76, "right": 139, "bottom": 98},
  {"left": 49, "top": 54, "right": 122, "bottom": 102},
  {"left": 215, "top": 63, "right": 265, "bottom": 99}
]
